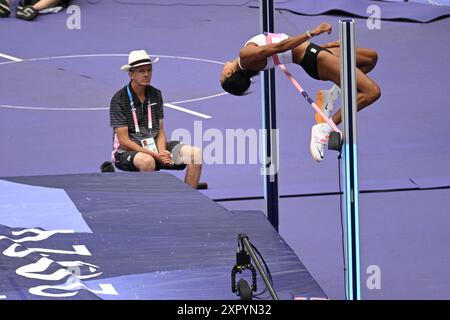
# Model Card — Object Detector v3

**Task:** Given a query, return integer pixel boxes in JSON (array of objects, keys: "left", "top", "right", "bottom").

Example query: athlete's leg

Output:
[
  {"left": 317, "top": 50, "right": 381, "bottom": 125},
  {"left": 327, "top": 46, "right": 378, "bottom": 74}
]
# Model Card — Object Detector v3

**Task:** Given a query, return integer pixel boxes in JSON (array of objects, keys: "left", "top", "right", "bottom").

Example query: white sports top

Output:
[{"left": 240, "top": 33, "right": 293, "bottom": 70}]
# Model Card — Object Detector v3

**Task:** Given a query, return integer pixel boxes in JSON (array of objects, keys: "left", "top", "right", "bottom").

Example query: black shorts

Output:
[
  {"left": 299, "top": 42, "right": 333, "bottom": 80},
  {"left": 59, "top": 0, "right": 71, "bottom": 7},
  {"left": 114, "top": 141, "right": 187, "bottom": 172}
]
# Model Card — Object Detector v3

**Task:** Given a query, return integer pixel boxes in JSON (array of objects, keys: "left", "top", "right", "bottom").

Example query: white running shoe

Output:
[
  {"left": 310, "top": 123, "right": 331, "bottom": 162},
  {"left": 315, "top": 86, "right": 338, "bottom": 124}
]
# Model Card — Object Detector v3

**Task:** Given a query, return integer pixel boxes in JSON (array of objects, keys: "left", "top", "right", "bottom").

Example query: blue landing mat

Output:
[
  {"left": 0, "top": 172, "right": 325, "bottom": 300},
  {"left": 272, "top": 0, "right": 450, "bottom": 23}
]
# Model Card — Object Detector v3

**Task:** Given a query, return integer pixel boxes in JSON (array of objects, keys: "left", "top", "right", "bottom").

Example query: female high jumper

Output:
[{"left": 220, "top": 23, "right": 381, "bottom": 162}]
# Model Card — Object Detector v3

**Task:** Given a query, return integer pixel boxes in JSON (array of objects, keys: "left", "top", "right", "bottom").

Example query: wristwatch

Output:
[{"left": 305, "top": 29, "right": 312, "bottom": 39}]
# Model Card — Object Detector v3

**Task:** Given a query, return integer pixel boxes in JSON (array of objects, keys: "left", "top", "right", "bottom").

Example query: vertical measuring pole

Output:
[
  {"left": 260, "top": 0, "right": 279, "bottom": 231},
  {"left": 340, "top": 19, "right": 361, "bottom": 300}
]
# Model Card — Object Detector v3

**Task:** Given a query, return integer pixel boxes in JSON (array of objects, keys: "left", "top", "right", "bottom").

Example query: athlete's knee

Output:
[
  {"left": 368, "top": 50, "right": 378, "bottom": 68},
  {"left": 368, "top": 83, "right": 381, "bottom": 103},
  {"left": 373, "top": 83, "right": 381, "bottom": 101}
]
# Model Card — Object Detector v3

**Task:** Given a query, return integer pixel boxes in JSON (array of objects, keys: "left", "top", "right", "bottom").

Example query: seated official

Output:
[{"left": 109, "top": 50, "right": 202, "bottom": 189}]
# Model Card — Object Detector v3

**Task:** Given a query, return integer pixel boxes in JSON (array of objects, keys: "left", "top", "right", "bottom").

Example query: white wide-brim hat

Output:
[{"left": 121, "top": 50, "right": 159, "bottom": 72}]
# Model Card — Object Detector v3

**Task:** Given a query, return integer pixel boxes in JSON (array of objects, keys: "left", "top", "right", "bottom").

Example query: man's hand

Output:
[
  {"left": 155, "top": 150, "right": 174, "bottom": 166},
  {"left": 311, "top": 23, "right": 332, "bottom": 37}
]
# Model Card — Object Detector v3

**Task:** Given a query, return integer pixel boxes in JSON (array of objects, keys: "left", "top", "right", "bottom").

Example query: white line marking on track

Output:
[
  {"left": 0, "top": 53, "right": 22, "bottom": 62},
  {"left": 0, "top": 104, "right": 107, "bottom": 111},
  {"left": 0, "top": 103, "right": 213, "bottom": 119},
  {"left": 0, "top": 53, "right": 225, "bottom": 118},
  {"left": 0, "top": 53, "right": 224, "bottom": 65},
  {"left": 164, "top": 103, "right": 211, "bottom": 119},
  {"left": 171, "top": 92, "right": 228, "bottom": 105}
]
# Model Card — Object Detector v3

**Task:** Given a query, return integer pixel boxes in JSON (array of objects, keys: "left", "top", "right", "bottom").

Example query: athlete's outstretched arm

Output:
[{"left": 239, "top": 23, "right": 332, "bottom": 69}]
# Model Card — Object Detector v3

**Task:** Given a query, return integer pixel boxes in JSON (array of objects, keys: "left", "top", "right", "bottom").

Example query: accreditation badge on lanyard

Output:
[
  {"left": 127, "top": 85, "right": 156, "bottom": 133},
  {"left": 140, "top": 137, "right": 158, "bottom": 153},
  {"left": 127, "top": 85, "right": 159, "bottom": 153}
]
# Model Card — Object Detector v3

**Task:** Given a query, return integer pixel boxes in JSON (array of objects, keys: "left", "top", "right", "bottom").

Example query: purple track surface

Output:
[{"left": 0, "top": 1, "right": 449, "bottom": 299}]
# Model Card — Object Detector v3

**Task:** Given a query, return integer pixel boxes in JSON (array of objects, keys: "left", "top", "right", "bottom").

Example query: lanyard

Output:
[
  {"left": 126, "top": 85, "right": 153, "bottom": 133},
  {"left": 265, "top": 32, "right": 281, "bottom": 65}
]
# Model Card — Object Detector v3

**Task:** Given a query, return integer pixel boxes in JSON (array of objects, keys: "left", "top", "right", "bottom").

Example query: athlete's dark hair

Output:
[{"left": 221, "top": 69, "right": 258, "bottom": 96}]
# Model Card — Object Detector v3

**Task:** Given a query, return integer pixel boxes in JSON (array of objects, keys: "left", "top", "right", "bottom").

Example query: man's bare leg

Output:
[{"left": 179, "top": 145, "right": 202, "bottom": 189}]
